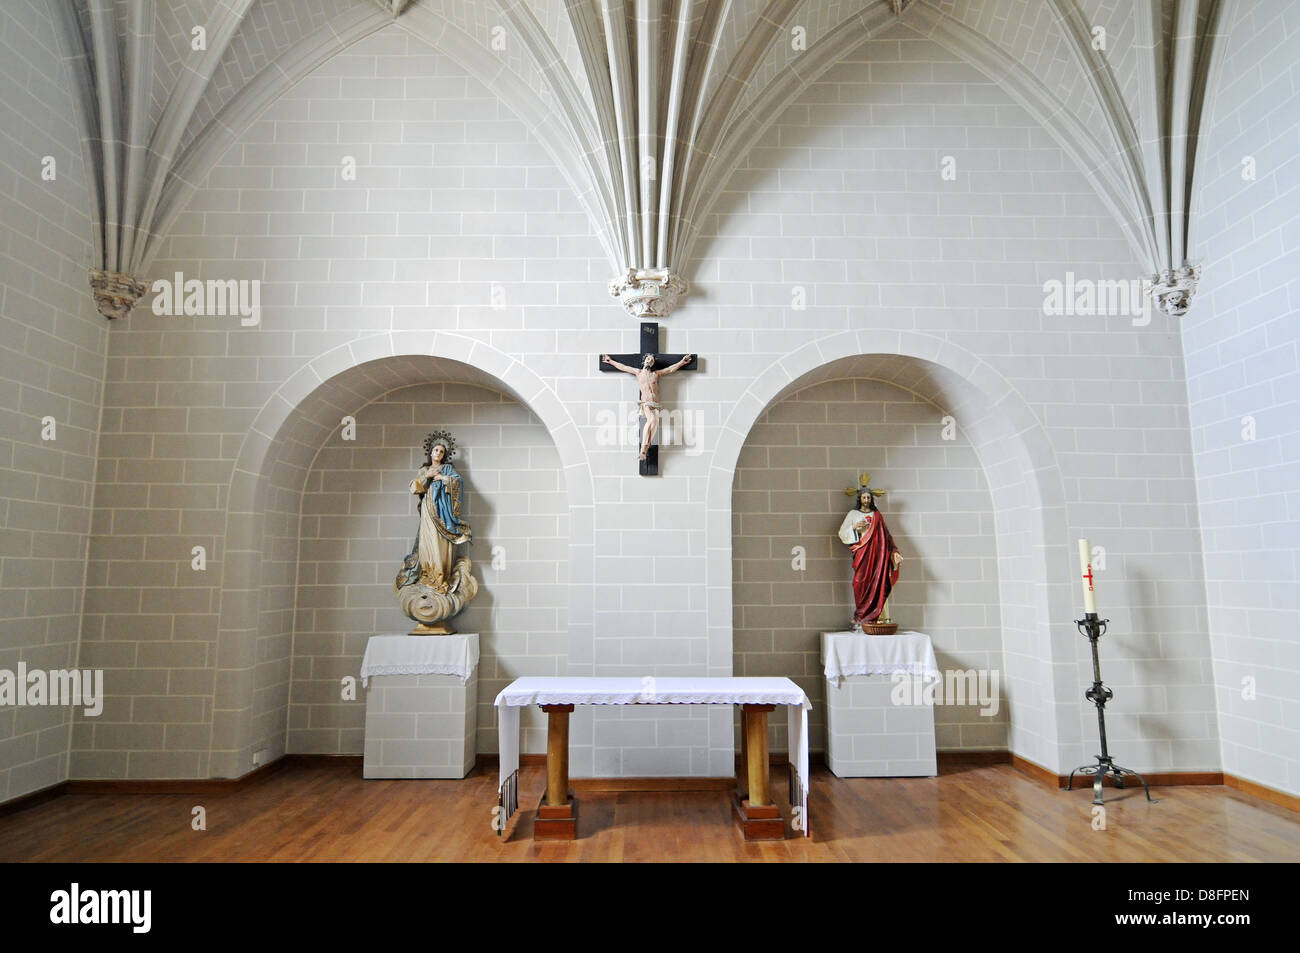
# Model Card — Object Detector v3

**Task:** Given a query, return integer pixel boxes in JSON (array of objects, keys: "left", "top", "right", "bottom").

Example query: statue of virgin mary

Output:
[{"left": 394, "top": 431, "right": 479, "bottom": 634}]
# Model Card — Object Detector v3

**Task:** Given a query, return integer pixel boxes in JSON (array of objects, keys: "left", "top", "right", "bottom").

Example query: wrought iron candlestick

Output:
[{"left": 1067, "top": 613, "right": 1157, "bottom": 806}]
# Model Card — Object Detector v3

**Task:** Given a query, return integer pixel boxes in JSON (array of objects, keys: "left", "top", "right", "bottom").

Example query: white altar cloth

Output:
[
  {"left": 495, "top": 676, "right": 811, "bottom": 837},
  {"left": 359, "top": 633, "right": 479, "bottom": 687},
  {"left": 821, "top": 630, "right": 940, "bottom": 686}
]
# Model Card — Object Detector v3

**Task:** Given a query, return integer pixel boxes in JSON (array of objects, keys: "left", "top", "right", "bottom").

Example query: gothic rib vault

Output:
[{"left": 49, "top": 0, "right": 1232, "bottom": 320}]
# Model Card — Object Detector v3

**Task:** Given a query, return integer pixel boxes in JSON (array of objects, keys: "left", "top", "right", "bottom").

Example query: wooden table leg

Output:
[
  {"left": 733, "top": 704, "right": 783, "bottom": 840},
  {"left": 746, "top": 703, "right": 771, "bottom": 806},
  {"left": 535, "top": 704, "right": 577, "bottom": 839},
  {"left": 736, "top": 705, "right": 749, "bottom": 801}
]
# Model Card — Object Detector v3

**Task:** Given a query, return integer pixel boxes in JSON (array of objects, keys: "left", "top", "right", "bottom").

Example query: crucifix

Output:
[{"left": 598, "top": 321, "right": 698, "bottom": 476}]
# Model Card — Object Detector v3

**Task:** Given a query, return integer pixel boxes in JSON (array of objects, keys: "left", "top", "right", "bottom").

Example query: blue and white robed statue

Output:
[{"left": 395, "top": 430, "right": 479, "bottom": 634}]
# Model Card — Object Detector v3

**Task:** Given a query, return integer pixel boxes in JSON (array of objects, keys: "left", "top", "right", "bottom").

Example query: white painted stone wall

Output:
[
  {"left": 52, "top": 22, "right": 1221, "bottom": 784},
  {"left": 706, "top": 24, "right": 1218, "bottom": 777},
  {"left": 1186, "top": 0, "right": 1300, "bottom": 797},
  {"left": 0, "top": 0, "right": 107, "bottom": 801}
]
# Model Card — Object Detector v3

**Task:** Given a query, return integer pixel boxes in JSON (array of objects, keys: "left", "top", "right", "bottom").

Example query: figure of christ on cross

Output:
[
  {"left": 601, "top": 351, "right": 693, "bottom": 461},
  {"left": 598, "top": 321, "right": 699, "bottom": 475}
]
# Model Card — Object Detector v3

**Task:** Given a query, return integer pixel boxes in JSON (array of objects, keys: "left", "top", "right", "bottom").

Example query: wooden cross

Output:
[{"left": 598, "top": 321, "right": 699, "bottom": 476}]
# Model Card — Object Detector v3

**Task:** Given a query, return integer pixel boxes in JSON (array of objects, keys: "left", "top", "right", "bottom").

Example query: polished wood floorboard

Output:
[{"left": 2, "top": 760, "right": 1297, "bottom": 862}]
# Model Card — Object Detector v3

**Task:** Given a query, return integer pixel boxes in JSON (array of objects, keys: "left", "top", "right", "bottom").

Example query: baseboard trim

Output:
[
  {"left": 65, "top": 757, "right": 289, "bottom": 795},
  {"left": 1009, "top": 753, "right": 1059, "bottom": 785},
  {"left": 5, "top": 751, "right": 1295, "bottom": 815},
  {"left": 479, "top": 754, "right": 738, "bottom": 790},
  {"left": 1225, "top": 773, "right": 1300, "bottom": 812},
  {"left": 938, "top": 750, "right": 1012, "bottom": 766},
  {"left": 285, "top": 754, "right": 363, "bottom": 770},
  {"left": 572, "top": 776, "right": 736, "bottom": 792},
  {"left": 474, "top": 753, "right": 545, "bottom": 768},
  {"left": 0, "top": 781, "right": 69, "bottom": 818},
  {"left": 1007, "top": 753, "right": 1227, "bottom": 790}
]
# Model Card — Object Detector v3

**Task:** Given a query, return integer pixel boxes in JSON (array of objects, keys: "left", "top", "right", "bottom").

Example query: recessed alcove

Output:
[
  {"left": 709, "top": 341, "right": 1075, "bottom": 773},
  {"left": 285, "top": 378, "right": 567, "bottom": 755},
  {"left": 212, "top": 346, "right": 590, "bottom": 777},
  {"left": 732, "top": 374, "right": 1007, "bottom": 754}
]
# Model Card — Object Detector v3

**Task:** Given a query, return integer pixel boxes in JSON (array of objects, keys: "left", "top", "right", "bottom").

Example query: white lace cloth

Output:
[
  {"left": 821, "top": 630, "right": 940, "bottom": 685},
  {"left": 359, "top": 633, "right": 479, "bottom": 687},
  {"left": 495, "top": 676, "right": 811, "bottom": 837}
]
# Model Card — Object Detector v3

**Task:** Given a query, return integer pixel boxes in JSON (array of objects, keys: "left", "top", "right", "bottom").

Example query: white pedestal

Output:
[
  {"left": 822, "top": 631, "right": 938, "bottom": 778},
  {"left": 361, "top": 633, "right": 478, "bottom": 779}
]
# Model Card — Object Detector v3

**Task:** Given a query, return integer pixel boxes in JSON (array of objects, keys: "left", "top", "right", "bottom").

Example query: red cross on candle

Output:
[{"left": 1078, "top": 538, "right": 1098, "bottom": 614}]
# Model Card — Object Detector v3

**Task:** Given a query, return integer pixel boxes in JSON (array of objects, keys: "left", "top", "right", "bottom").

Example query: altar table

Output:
[{"left": 495, "top": 676, "right": 811, "bottom": 840}]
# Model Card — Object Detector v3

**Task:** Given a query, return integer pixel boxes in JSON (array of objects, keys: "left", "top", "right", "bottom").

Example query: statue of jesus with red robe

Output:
[{"left": 837, "top": 488, "right": 903, "bottom": 630}]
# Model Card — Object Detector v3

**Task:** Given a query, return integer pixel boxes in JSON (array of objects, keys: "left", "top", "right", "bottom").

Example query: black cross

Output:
[{"left": 598, "top": 322, "right": 699, "bottom": 476}]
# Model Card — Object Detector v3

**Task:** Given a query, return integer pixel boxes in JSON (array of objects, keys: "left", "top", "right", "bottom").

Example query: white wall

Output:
[
  {"left": 63, "top": 21, "right": 1220, "bottom": 782},
  {"left": 0, "top": 0, "right": 107, "bottom": 801},
  {"left": 703, "top": 23, "right": 1218, "bottom": 775},
  {"left": 1186, "top": 0, "right": 1300, "bottom": 797}
]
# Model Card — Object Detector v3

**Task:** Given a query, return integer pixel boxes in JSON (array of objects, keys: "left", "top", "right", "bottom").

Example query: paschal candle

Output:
[{"left": 1078, "top": 538, "right": 1098, "bottom": 615}]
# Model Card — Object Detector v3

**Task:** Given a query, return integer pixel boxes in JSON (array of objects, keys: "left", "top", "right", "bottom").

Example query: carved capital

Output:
[
  {"left": 1148, "top": 264, "right": 1200, "bottom": 317},
  {"left": 88, "top": 269, "right": 148, "bottom": 320},
  {"left": 608, "top": 267, "right": 688, "bottom": 319}
]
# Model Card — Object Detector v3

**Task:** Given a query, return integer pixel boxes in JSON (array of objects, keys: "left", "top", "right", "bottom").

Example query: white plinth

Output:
[
  {"left": 361, "top": 633, "right": 478, "bottom": 779},
  {"left": 822, "top": 631, "right": 938, "bottom": 778}
]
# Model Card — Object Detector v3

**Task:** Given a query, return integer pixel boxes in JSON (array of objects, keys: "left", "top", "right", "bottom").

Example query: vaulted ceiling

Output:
[{"left": 49, "top": 0, "right": 1231, "bottom": 320}]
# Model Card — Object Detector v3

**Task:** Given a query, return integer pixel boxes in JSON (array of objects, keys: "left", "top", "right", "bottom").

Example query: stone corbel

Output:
[
  {"left": 88, "top": 268, "right": 149, "bottom": 320},
  {"left": 608, "top": 267, "right": 688, "bottom": 319},
  {"left": 1148, "top": 264, "right": 1200, "bottom": 317}
]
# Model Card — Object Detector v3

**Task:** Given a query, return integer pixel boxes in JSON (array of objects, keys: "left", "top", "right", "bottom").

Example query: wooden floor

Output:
[{"left": 2, "top": 760, "right": 1297, "bottom": 862}]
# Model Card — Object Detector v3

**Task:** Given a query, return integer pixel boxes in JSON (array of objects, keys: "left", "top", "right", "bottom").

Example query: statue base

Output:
[
  {"left": 396, "top": 557, "right": 478, "bottom": 637},
  {"left": 859, "top": 620, "right": 898, "bottom": 636}
]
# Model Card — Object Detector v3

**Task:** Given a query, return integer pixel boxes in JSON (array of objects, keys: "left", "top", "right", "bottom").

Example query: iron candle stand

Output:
[{"left": 1066, "top": 613, "right": 1157, "bottom": 806}]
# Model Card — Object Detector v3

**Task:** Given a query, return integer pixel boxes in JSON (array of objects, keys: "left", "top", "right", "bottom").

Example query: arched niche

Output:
[
  {"left": 707, "top": 332, "right": 1077, "bottom": 773},
  {"left": 286, "top": 377, "right": 568, "bottom": 757},
  {"left": 732, "top": 373, "right": 1006, "bottom": 756},
  {"left": 210, "top": 332, "right": 594, "bottom": 778}
]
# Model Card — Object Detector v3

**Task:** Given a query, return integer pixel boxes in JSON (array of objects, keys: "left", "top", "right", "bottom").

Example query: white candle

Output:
[{"left": 1078, "top": 538, "right": 1097, "bottom": 615}]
